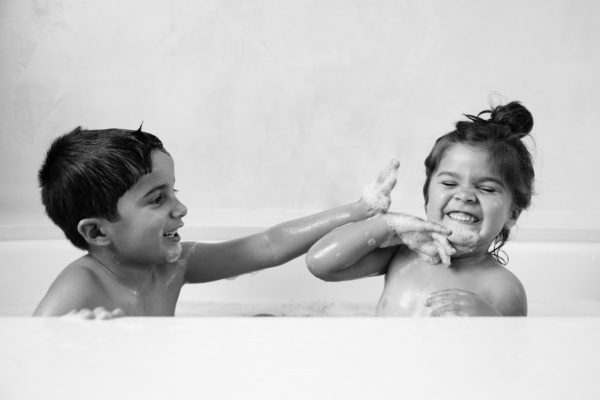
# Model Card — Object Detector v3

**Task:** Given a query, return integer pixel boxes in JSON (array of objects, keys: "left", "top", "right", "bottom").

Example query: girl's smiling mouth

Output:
[{"left": 447, "top": 212, "right": 480, "bottom": 224}]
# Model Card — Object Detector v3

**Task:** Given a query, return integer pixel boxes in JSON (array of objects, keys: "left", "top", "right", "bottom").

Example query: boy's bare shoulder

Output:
[
  {"left": 33, "top": 255, "right": 109, "bottom": 316},
  {"left": 57, "top": 255, "right": 106, "bottom": 285}
]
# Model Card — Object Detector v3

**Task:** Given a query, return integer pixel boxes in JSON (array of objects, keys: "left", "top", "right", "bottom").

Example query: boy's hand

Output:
[
  {"left": 361, "top": 159, "right": 400, "bottom": 215},
  {"left": 62, "top": 307, "right": 125, "bottom": 320},
  {"left": 380, "top": 213, "right": 455, "bottom": 267},
  {"left": 425, "top": 289, "right": 502, "bottom": 316}
]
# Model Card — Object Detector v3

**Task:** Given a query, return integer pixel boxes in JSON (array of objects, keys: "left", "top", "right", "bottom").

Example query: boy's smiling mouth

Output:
[
  {"left": 163, "top": 229, "right": 180, "bottom": 239},
  {"left": 447, "top": 211, "right": 480, "bottom": 224}
]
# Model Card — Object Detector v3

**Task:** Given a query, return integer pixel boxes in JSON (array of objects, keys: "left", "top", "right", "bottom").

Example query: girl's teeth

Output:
[
  {"left": 448, "top": 212, "right": 479, "bottom": 223},
  {"left": 164, "top": 230, "right": 177, "bottom": 238}
]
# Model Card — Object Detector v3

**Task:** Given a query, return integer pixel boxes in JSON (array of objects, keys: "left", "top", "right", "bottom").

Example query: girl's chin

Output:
[
  {"left": 430, "top": 215, "right": 480, "bottom": 252},
  {"left": 448, "top": 226, "right": 479, "bottom": 247}
]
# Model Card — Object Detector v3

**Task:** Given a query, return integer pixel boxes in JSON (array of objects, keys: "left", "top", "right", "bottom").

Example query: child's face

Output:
[
  {"left": 105, "top": 150, "right": 188, "bottom": 266},
  {"left": 425, "top": 144, "right": 515, "bottom": 255}
]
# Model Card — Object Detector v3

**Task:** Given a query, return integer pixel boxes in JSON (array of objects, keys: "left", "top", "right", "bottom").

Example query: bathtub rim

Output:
[{"left": 2, "top": 208, "right": 600, "bottom": 242}]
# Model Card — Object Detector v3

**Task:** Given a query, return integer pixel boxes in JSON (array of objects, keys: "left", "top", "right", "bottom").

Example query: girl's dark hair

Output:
[
  {"left": 422, "top": 101, "right": 535, "bottom": 263},
  {"left": 38, "top": 127, "right": 168, "bottom": 250}
]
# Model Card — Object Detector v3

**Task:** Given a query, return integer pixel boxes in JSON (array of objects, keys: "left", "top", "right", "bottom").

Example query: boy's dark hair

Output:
[
  {"left": 422, "top": 101, "right": 535, "bottom": 263},
  {"left": 39, "top": 126, "right": 168, "bottom": 250}
]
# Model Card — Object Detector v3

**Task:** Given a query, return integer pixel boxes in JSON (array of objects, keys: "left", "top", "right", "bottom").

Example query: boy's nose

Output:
[{"left": 172, "top": 199, "right": 188, "bottom": 219}]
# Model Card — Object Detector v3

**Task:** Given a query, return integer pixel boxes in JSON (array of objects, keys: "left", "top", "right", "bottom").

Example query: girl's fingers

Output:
[
  {"left": 430, "top": 304, "right": 458, "bottom": 317},
  {"left": 425, "top": 292, "right": 460, "bottom": 306},
  {"left": 433, "top": 308, "right": 463, "bottom": 317},
  {"left": 429, "top": 288, "right": 472, "bottom": 297}
]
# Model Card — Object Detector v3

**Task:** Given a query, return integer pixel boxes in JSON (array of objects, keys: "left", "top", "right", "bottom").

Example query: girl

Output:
[{"left": 306, "top": 101, "right": 535, "bottom": 317}]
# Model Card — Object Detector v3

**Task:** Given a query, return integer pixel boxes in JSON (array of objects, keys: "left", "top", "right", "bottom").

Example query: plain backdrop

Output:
[{"left": 1, "top": 0, "right": 598, "bottom": 231}]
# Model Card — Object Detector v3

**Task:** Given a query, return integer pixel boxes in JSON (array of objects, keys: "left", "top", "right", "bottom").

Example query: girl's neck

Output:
[{"left": 450, "top": 248, "right": 499, "bottom": 269}]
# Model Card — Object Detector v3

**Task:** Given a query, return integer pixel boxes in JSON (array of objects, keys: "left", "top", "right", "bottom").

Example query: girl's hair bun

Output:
[{"left": 488, "top": 101, "right": 533, "bottom": 138}]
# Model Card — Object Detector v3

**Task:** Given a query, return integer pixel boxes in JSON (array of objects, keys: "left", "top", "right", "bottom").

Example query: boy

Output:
[{"left": 34, "top": 126, "right": 435, "bottom": 318}]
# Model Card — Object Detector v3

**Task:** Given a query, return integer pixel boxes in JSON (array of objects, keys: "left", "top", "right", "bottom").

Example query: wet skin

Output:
[
  {"left": 376, "top": 246, "right": 525, "bottom": 316},
  {"left": 307, "top": 144, "right": 527, "bottom": 316},
  {"left": 380, "top": 144, "right": 525, "bottom": 316},
  {"left": 426, "top": 144, "right": 516, "bottom": 257},
  {"left": 34, "top": 150, "right": 188, "bottom": 317},
  {"left": 34, "top": 155, "right": 396, "bottom": 317}
]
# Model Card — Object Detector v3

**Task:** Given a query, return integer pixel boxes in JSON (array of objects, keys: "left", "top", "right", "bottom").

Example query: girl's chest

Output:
[{"left": 377, "top": 252, "right": 485, "bottom": 316}]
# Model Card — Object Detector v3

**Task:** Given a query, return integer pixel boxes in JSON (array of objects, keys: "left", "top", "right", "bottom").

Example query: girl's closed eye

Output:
[{"left": 479, "top": 186, "right": 496, "bottom": 193}]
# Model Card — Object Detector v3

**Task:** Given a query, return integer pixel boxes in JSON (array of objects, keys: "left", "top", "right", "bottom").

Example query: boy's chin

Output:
[{"left": 165, "top": 243, "right": 183, "bottom": 264}]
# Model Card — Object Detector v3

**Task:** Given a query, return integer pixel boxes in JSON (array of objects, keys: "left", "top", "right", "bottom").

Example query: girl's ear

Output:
[
  {"left": 504, "top": 209, "right": 520, "bottom": 230},
  {"left": 77, "top": 218, "right": 110, "bottom": 247}
]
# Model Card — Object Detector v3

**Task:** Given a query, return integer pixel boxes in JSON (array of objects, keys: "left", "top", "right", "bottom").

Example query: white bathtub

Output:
[
  {"left": 2, "top": 237, "right": 599, "bottom": 317},
  {"left": 1, "top": 217, "right": 599, "bottom": 400}
]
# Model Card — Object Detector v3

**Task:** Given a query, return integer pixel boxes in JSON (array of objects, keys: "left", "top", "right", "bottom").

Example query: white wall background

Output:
[{"left": 1, "top": 0, "right": 599, "bottom": 231}]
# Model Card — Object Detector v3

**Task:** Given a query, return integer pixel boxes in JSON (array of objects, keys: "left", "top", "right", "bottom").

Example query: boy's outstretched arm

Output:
[
  {"left": 306, "top": 213, "right": 454, "bottom": 281},
  {"left": 183, "top": 160, "right": 400, "bottom": 283}
]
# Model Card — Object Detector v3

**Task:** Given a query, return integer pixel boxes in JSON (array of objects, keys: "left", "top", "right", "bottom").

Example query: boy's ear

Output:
[{"left": 77, "top": 218, "right": 110, "bottom": 247}]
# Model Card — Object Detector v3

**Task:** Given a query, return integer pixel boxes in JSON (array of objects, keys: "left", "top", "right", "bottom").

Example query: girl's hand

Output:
[
  {"left": 425, "top": 289, "right": 502, "bottom": 316},
  {"left": 381, "top": 213, "right": 455, "bottom": 267},
  {"left": 360, "top": 159, "right": 400, "bottom": 215},
  {"left": 62, "top": 307, "right": 125, "bottom": 320}
]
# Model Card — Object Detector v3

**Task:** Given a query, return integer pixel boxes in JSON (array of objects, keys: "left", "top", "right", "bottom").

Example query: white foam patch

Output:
[
  {"left": 380, "top": 214, "right": 420, "bottom": 248},
  {"left": 174, "top": 242, "right": 198, "bottom": 268},
  {"left": 362, "top": 183, "right": 391, "bottom": 212},
  {"left": 166, "top": 242, "right": 183, "bottom": 264},
  {"left": 362, "top": 161, "right": 398, "bottom": 212},
  {"left": 432, "top": 217, "right": 479, "bottom": 256},
  {"left": 379, "top": 233, "right": 402, "bottom": 248},
  {"left": 418, "top": 252, "right": 441, "bottom": 264}
]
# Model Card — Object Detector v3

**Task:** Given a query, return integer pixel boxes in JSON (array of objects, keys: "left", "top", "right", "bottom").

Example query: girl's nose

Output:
[{"left": 454, "top": 188, "right": 476, "bottom": 203}]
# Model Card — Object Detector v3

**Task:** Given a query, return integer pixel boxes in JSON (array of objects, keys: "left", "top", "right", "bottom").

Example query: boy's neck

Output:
[{"left": 87, "top": 249, "right": 158, "bottom": 292}]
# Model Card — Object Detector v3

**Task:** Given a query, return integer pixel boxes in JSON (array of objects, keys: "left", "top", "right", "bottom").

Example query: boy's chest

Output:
[
  {"left": 376, "top": 251, "right": 487, "bottom": 317},
  {"left": 107, "top": 266, "right": 185, "bottom": 316}
]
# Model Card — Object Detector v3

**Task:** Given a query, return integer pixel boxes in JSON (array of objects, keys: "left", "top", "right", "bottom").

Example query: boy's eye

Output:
[
  {"left": 150, "top": 194, "right": 165, "bottom": 205},
  {"left": 479, "top": 187, "right": 496, "bottom": 193}
]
